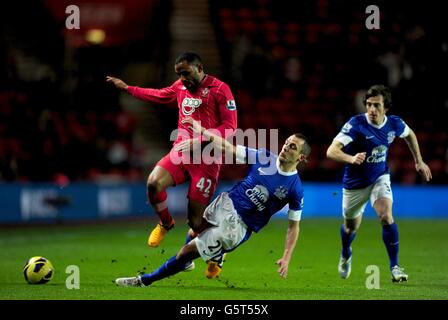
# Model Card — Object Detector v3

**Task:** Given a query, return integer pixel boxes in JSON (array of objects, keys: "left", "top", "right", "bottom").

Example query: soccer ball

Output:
[{"left": 23, "top": 256, "right": 54, "bottom": 284}]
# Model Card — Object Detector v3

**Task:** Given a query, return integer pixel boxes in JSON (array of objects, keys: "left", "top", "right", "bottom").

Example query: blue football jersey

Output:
[
  {"left": 227, "top": 146, "right": 304, "bottom": 232},
  {"left": 334, "top": 113, "right": 410, "bottom": 189}
]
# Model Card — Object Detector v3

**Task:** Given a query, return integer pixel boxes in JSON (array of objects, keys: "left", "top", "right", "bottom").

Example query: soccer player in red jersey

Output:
[{"left": 107, "top": 52, "right": 237, "bottom": 250}]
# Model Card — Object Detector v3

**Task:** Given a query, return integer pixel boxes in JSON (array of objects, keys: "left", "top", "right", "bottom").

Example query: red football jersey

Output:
[{"left": 127, "top": 75, "right": 237, "bottom": 145}]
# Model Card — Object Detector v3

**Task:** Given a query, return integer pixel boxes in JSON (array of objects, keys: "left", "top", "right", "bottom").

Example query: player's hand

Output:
[
  {"left": 181, "top": 118, "right": 203, "bottom": 134},
  {"left": 351, "top": 152, "right": 366, "bottom": 165},
  {"left": 106, "top": 76, "right": 128, "bottom": 91},
  {"left": 415, "top": 161, "right": 432, "bottom": 182},
  {"left": 174, "top": 138, "right": 201, "bottom": 153},
  {"left": 276, "top": 258, "right": 289, "bottom": 278}
]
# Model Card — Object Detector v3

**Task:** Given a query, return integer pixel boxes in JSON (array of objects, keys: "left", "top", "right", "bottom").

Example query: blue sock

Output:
[
  {"left": 340, "top": 224, "right": 356, "bottom": 259},
  {"left": 382, "top": 223, "right": 399, "bottom": 270},
  {"left": 140, "top": 255, "right": 185, "bottom": 286}
]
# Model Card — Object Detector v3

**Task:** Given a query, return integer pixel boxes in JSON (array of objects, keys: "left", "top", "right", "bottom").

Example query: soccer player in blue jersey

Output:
[
  {"left": 115, "top": 119, "right": 311, "bottom": 287},
  {"left": 326, "top": 84, "right": 432, "bottom": 282}
]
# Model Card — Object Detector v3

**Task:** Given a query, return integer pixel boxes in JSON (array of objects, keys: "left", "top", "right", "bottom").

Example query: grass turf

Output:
[{"left": 1, "top": 218, "right": 447, "bottom": 300}]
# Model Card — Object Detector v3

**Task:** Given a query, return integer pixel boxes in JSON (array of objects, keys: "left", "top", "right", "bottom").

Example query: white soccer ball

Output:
[{"left": 23, "top": 256, "right": 54, "bottom": 284}]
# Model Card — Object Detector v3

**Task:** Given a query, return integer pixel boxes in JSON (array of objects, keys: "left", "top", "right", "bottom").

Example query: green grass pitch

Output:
[{"left": 1, "top": 218, "right": 447, "bottom": 300}]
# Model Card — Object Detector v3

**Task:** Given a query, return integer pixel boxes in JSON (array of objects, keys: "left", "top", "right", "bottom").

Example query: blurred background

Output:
[{"left": 1, "top": 0, "right": 447, "bottom": 223}]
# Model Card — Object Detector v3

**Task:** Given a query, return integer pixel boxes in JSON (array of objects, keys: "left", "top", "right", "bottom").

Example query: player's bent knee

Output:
[
  {"left": 379, "top": 214, "right": 393, "bottom": 225},
  {"left": 344, "top": 218, "right": 360, "bottom": 233},
  {"left": 147, "top": 178, "right": 164, "bottom": 195},
  {"left": 177, "top": 245, "right": 189, "bottom": 259},
  {"left": 177, "top": 242, "right": 199, "bottom": 261}
]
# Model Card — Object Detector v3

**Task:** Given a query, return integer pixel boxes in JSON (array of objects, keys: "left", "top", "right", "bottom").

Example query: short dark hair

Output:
[
  {"left": 294, "top": 133, "right": 311, "bottom": 158},
  {"left": 363, "top": 84, "right": 392, "bottom": 109},
  {"left": 175, "top": 51, "right": 203, "bottom": 67}
]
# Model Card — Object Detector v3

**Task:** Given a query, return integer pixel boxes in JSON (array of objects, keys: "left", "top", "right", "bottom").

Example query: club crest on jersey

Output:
[
  {"left": 201, "top": 88, "right": 209, "bottom": 97},
  {"left": 181, "top": 97, "right": 202, "bottom": 115},
  {"left": 274, "top": 186, "right": 288, "bottom": 200},
  {"left": 387, "top": 131, "right": 395, "bottom": 144},
  {"left": 226, "top": 100, "right": 237, "bottom": 110}
]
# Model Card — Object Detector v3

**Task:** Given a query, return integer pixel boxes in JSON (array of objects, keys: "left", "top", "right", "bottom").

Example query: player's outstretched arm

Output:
[
  {"left": 276, "top": 220, "right": 300, "bottom": 279},
  {"left": 178, "top": 118, "right": 237, "bottom": 156},
  {"left": 326, "top": 140, "right": 366, "bottom": 165},
  {"left": 106, "top": 76, "right": 129, "bottom": 91},
  {"left": 403, "top": 129, "right": 432, "bottom": 181}
]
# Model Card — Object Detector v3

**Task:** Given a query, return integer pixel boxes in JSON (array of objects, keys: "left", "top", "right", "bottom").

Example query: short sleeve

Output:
[
  {"left": 391, "top": 116, "right": 410, "bottom": 138},
  {"left": 334, "top": 117, "right": 358, "bottom": 146},
  {"left": 288, "top": 190, "right": 304, "bottom": 221}
]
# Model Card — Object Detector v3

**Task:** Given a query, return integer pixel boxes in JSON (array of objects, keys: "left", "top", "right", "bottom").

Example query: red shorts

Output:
[{"left": 156, "top": 149, "right": 221, "bottom": 205}]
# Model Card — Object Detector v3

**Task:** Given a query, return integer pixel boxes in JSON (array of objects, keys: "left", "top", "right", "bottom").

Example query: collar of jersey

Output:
[
  {"left": 365, "top": 113, "right": 388, "bottom": 129},
  {"left": 276, "top": 158, "right": 297, "bottom": 176},
  {"left": 199, "top": 74, "right": 215, "bottom": 88}
]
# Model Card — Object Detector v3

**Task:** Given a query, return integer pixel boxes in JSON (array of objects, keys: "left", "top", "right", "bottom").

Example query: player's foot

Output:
[
  {"left": 391, "top": 265, "right": 408, "bottom": 283},
  {"left": 338, "top": 255, "right": 352, "bottom": 279},
  {"left": 115, "top": 276, "right": 145, "bottom": 287},
  {"left": 183, "top": 261, "right": 195, "bottom": 272},
  {"left": 147, "top": 220, "right": 175, "bottom": 247},
  {"left": 205, "top": 254, "right": 226, "bottom": 279}
]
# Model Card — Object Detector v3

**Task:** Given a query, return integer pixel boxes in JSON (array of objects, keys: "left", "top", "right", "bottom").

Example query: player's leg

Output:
[
  {"left": 186, "top": 164, "right": 220, "bottom": 232},
  {"left": 373, "top": 197, "right": 399, "bottom": 268},
  {"left": 184, "top": 168, "right": 215, "bottom": 235},
  {"left": 338, "top": 187, "right": 370, "bottom": 278},
  {"left": 186, "top": 164, "right": 221, "bottom": 273},
  {"left": 140, "top": 241, "right": 201, "bottom": 286},
  {"left": 181, "top": 201, "right": 208, "bottom": 274},
  {"left": 147, "top": 165, "right": 175, "bottom": 226},
  {"left": 146, "top": 166, "right": 176, "bottom": 247},
  {"left": 373, "top": 197, "right": 407, "bottom": 282},
  {"left": 195, "top": 192, "right": 251, "bottom": 279},
  {"left": 115, "top": 240, "right": 201, "bottom": 287},
  {"left": 341, "top": 215, "right": 362, "bottom": 259},
  {"left": 147, "top": 153, "right": 187, "bottom": 247},
  {"left": 370, "top": 175, "right": 407, "bottom": 282},
  {"left": 182, "top": 228, "right": 200, "bottom": 272},
  {"left": 187, "top": 200, "right": 209, "bottom": 232}
]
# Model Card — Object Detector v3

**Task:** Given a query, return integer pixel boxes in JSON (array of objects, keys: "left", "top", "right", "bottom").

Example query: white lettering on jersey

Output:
[
  {"left": 367, "top": 145, "right": 387, "bottom": 163},
  {"left": 181, "top": 97, "right": 202, "bottom": 115},
  {"left": 245, "top": 185, "right": 269, "bottom": 211}
]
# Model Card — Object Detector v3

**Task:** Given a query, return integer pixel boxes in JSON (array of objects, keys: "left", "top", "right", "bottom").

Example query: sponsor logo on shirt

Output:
[
  {"left": 181, "top": 97, "right": 202, "bottom": 115},
  {"left": 367, "top": 145, "right": 387, "bottom": 163},
  {"left": 226, "top": 100, "right": 237, "bottom": 110},
  {"left": 245, "top": 185, "right": 269, "bottom": 211}
]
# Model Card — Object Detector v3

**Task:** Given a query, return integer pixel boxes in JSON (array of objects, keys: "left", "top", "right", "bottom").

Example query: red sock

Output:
[{"left": 148, "top": 190, "right": 173, "bottom": 227}]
